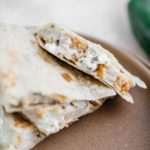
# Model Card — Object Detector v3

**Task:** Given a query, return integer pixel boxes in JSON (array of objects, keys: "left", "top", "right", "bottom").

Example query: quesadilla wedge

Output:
[
  {"left": 0, "top": 107, "right": 45, "bottom": 150},
  {"left": 0, "top": 24, "right": 115, "bottom": 112},
  {"left": 36, "top": 23, "right": 147, "bottom": 103},
  {"left": 22, "top": 98, "right": 106, "bottom": 136}
]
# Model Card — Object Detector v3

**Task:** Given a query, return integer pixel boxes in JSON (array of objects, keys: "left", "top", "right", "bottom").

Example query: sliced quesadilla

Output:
[
  {"left": 0, "top": 24, "right": 115, "bottom": 150},
  {"left": 0, "top": 24, "right": 115, "bottom": 112},
  {"left": 36, "top": 23, "right": 147, "bottom": 103},
  {"left": 0, "top": 107, "right": 45, "bottom": 150}
]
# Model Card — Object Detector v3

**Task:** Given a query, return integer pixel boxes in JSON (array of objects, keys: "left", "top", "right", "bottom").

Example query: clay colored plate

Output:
[{"left": 33, "top": 35, "right": 150, "bottom": 150}]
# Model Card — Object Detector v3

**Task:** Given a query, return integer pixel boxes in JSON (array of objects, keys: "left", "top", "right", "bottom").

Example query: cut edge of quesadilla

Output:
[
  {"left": 0, "top": 107, "right": 45, "bottom": 150},
  {"left": 36, "top": 23, "right": 147, "bottom": 103}
]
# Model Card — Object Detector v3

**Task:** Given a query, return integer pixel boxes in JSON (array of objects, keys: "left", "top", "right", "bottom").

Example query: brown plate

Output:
[{"left": 34, "top": 35, "right": 150, "bottom": 150}]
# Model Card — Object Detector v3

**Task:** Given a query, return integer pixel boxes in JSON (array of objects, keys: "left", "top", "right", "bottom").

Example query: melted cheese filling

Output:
[{"left": 44, "top": 29, "right": 111, "bottom": 71}]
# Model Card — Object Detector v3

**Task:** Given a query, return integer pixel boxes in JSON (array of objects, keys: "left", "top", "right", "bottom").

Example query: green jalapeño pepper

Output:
[{"left": 128, "top": 0, "right": 150, "bottom": 56}]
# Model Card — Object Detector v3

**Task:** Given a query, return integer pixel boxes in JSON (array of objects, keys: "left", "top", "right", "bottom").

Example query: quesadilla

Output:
[
  {"left": 0, "top": 107, "right": 45, "bottom": 150},
  {"left": 0, "top": 24, "right": 115, "bottom": 150},
  {"left": 36, "top": 23, "right": 147, "bottom": 103},
  {"left": 0, "top": 24, "right": 115, "bottom": 113},
  {"left": 22, "top": 98, "right": 106, "bottom": 136}
]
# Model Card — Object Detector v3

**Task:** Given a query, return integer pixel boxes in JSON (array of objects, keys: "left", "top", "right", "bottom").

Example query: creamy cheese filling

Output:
[
  {"left": 44, "top": 32, "right": 111, "bottom": 72},
  {"left": 78, "top": 48, "right": 110, "bottom": 71},
  {"left": 45, "top": 38, "right": 132, "bottom": 93}
]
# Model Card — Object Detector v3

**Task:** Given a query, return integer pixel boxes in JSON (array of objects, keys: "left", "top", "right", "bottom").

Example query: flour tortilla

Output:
[
  {"left": 0, "top": 107, "right": 45, "bottom": 150},
  {"left": 0, "top": 24, "right": 115, "bottom": 112},
  {"left": 36, "top": 23, "right": 147, "bottom": 103},
  {"left": 22, "top": 98, "right": 107, "bottom": 136}
]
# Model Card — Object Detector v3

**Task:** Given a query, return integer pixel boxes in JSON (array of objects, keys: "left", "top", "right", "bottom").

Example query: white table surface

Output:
[{"left": 0, "top": 0, "right": 148, "bottom": 58}]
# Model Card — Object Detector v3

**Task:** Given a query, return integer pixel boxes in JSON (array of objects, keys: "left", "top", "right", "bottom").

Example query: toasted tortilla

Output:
[
  {"left": 0, "top": 107, "right": 45, "bottom": 150},
  {"left": 22, "top": 98, "right": 107, "bottom": 136},
  {"left": 0, "top": 24, "right": 115, "bottom": 112},
  {"left": 36, "top": 23, "right": 147, "bottom": 103}
]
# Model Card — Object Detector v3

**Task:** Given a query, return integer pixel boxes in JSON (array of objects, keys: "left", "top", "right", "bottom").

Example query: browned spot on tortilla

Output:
[
  {"left": 66, "top": 34, "right": 88, "bottom": 53},
  {"left": 1, "top": 72, "right": 9, "bottom": 79},
  {"left": 88, "top": 100, "right": 102, "bottom": 110},
  {"left": 13, "top": 115, "right": 32, "bottom": 129},
  {"left": 61, "top": 72, "right": 73, "bottom": 82},
  {"left": 36, "top": 112, "right": 43, "bottom": 119},
  {"left": 0, "top": 71, "right": 18, "bottom": 91},
  {"left": 50, "top": 93, "right": 67, "bottom": 103},
  {"left": 10, "top": 101, "right": 24, "bottom": 109},
  {"left": 89, "top": 100, "right": 101, "bottom": 107},
  {"left": 16, "top": 135, "right": 22, "bottom": 145},
  {"left": 96, "top": 64, "right": 106, "bottom": 78}
]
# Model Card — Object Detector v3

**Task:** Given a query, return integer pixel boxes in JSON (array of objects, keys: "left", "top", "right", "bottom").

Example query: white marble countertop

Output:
[{"left": 0, "top": 0, "right": 148, "bottom": 58}]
